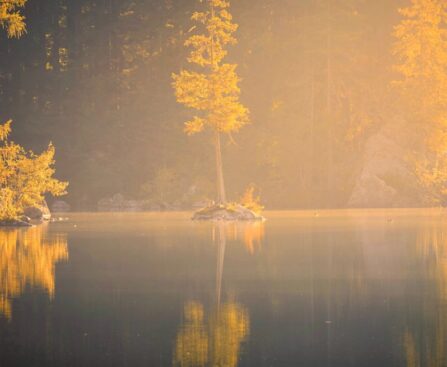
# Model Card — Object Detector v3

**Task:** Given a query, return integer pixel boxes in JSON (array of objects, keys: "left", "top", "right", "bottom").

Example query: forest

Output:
[{"left": 0, "top": 0, "right": 444, "bottom": 210}]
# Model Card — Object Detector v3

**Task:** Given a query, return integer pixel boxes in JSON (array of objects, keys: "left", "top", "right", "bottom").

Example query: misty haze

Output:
[{"left": 1, "top": 0, "right": 447, "bottom": 366}]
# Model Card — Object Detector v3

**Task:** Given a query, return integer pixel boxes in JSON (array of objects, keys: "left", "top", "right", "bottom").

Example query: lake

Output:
[{"left": 1, "top": 209, "right": 447, "bottom": 367}]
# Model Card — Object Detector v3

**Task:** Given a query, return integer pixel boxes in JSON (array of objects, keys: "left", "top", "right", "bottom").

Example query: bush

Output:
[{"left": 239, "top": 184, "right": 264, "bottom": 214}]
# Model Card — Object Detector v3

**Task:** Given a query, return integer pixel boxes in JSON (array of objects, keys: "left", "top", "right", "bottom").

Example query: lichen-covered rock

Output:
[
  {"left": 24, "top": 201, "right": 51, "bottom": 220},
  {"left": 192, "top": 204, "right": 264, "bottom": 221}
]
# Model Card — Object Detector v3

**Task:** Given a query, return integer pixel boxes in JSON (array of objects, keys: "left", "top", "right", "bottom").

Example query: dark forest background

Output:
[{"left": 0, "top": 0, "right": 408, "bottom": 210}]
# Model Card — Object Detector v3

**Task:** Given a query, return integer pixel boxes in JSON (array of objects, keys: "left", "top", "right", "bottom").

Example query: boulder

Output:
[
  {"left": 348, "top": 119, "right": 422, "bottom": 207},
  {"left": 20, "top": 215, "right": 31, "bottom": 223},
  {"left": 192, "top": 204, "right": 265, "bottom": 221},
  {"left": 24, "top": 201, "right": 51, "bottom": 220},
  {"left": 52, "top": 200, "right": 71, "bottom": 213}
]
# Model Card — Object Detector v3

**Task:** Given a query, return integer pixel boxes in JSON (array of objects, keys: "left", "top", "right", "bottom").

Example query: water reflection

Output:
[
  {"left": 174, "top": 222, "right": 258, "bottom": 367},
  {"left": 0, "top": 224, "right": 68, "bottom": 319},
  {"left": 9, "top": 212, "right": 447, "bottom": 366},
  {"left": 401, "top": 224, "right": 447, "bottom": 367},
  {"left": 174, "top": 300, "right": 249, "bottom": 367},
  {"left": 220, "top": 221, "right": 265, "bottom": 255}
]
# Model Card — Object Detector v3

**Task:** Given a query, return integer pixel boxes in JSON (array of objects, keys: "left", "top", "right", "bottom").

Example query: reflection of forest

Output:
[
  {"left": 403, "top": 225, "right": 447, "bottom": 367},
  {"left": 174, "top": 223, "right": 255, "bottom": 367},
  {"left": 0, "top": 225, "right": 68, "bottom": 319}
]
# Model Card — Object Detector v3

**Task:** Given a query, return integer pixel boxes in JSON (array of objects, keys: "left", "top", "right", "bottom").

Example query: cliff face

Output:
[{"left": 348, "top": 118, "right": 424, "bottom": 208}]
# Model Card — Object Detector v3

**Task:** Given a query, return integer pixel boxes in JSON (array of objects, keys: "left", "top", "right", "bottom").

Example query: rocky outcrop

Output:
[
  {"left": 24, "top": 201, "right": 51, "bottom": 220},
  {"left": 348, "top": 119, "right": 422, "bottom": 207},
  {"left": 192, "top": 204, "right": 265, "bottom": 221}
]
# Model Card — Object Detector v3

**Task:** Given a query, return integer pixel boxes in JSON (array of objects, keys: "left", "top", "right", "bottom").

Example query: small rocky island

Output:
[{"left": 192, "top": 203, "right": 265, "bottom": 221}]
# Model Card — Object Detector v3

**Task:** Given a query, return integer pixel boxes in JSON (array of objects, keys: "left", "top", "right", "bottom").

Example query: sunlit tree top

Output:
[
  {"left": 172, "top": 0, "right": 249, "bottom": 135},
  {"left": 0, "top": 0, "right": 27, "bottom": 38}
]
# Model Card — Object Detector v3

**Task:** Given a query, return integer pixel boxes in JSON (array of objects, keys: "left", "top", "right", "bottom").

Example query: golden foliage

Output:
[
  {"left": 393, "top": 0, "right": 447, "bottom": 111},
  {"left": 0, "top": 225, "right": 68, "bottom": 319},
  {"left": 239, "top": 184, "right": 264, "bottom": 214},
  {"left": 215, "top": 221, "right": 265, "bottom": 255},
  {"left": 414, "top": 153, "right": 447, "bottom": 204},
  {"left": 174, "top": 302, "right": 209, "bottom": 367},
  {"left": 403, "top": 329, "right": 419, "bottom": 367},
  {"left": 0, "top": 122, "right": 68, "bottom": 221},
  {"left": 0, "top": 119, "right": 11, "bottom": 140},
  {"left": 174, "top": 300, "right": 249, "bottom": 367},
  {"left": 172, "top": 0, "right": 249, "bottom": 135},
  {"left": 0, "top": 0, "right": 26, "bottom": 38},
  {"left": 240, "top": 221, "right": 264, "bottom": 255},
  {"left": 393, "top": 0, "right": 447, "bottom": 202},
  {"left": 403, "top": 225, "right": 447, "bottom": 367},
  {"left": 209, "top": 302, "right": 250, "bottom": 367}
]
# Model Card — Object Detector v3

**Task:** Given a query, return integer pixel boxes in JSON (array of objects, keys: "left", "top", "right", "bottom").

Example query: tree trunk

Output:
[
  {"left": 215, "top": 222, "right": 226, "bottom": 306},
  {"left": 214, "top": 130, "right": 227, "bottom": 204},
  {"left": 326, "top": 0, "right": 334, "bottom": 208},
  {"left": 210, "top": 1, "right": 226, "bottom": 205}
]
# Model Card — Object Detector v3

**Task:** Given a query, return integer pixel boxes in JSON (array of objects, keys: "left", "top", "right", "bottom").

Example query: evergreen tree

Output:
[
  {"left": 172, "top": 0, "right": 249, "bottom": 204},
  {"left": 0, "top": 0, "right": 26, "bottom": 38},
  {"left": 0, "top": 4, "right": 68, "bottom": 221}
]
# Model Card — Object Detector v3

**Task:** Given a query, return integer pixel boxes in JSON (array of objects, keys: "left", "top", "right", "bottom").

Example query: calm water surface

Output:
[{"left": 1, "top": 209, "right": 447, "bottom": 366}]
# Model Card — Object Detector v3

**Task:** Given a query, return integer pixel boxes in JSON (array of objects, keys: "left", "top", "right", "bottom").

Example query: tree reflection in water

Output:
[
  {"left": 403, "top": 224, "right": 447, "bottom": 367},
  {"left": 174, "top": 222, "right": 262, "bottom": 367},
  {"left": 0, "top": 224, "right": 68, "bottom": 320}
]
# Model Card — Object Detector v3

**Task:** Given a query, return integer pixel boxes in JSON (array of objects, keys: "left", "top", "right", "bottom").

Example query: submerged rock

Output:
[
  {"left": 192, "top": 204, "right": 264, "bottom": 221},
  {"left": 24, "top": 201, "right": 51, "bottom": 221}
]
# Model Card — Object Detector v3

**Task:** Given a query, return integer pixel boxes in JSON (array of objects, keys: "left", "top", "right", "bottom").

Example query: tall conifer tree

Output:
[{"left": 172, "top": 0, "right": 249, "bottom": 204}]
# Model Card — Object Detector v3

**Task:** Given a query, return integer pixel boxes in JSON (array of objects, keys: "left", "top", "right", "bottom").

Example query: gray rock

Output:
[
  {"left": 20, "top": 215, "right": 31, "bottom": 223},
  {"left": 24, "top": 201, "right": 51, "bottom": 220},
  {"left": 348, "top": 118, "right": 422, "bottom": 207},
  {"left": 192, "top": 204, "right": 265, "bottom": 221}
]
